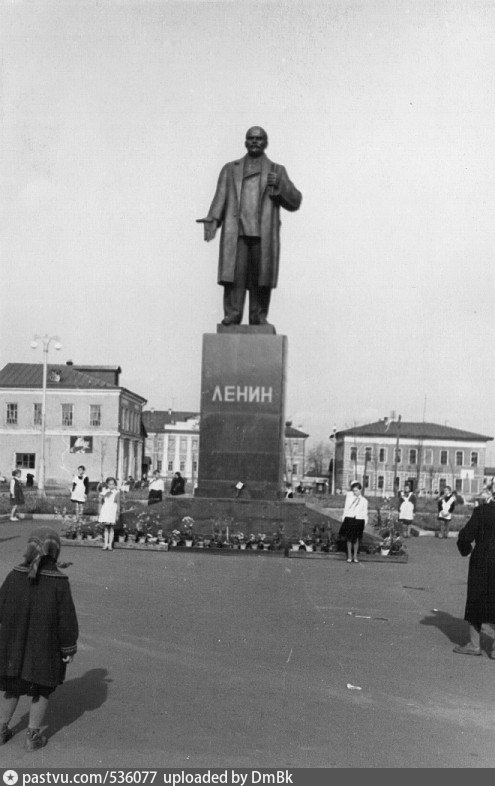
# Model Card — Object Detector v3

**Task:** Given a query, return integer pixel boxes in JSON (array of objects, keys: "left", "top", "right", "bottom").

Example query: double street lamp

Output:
[{"left": 30, "top": 334, "right": 62, "bottom": 496}]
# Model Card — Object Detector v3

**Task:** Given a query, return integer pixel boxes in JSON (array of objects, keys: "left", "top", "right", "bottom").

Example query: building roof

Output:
[
  {"left": 142, "top": 410, "right": 200, "bottom": 432},
  {"left": 0, "top": 363, "right": 147, "bottom": 404},
  {"left": 0, "top": 363, "right": 117, "bottom": 390},
  {"left": 285, "top": 425, "right": 309, "bottom": 439},
  {"left": 336, "top": 420, "right": 493, "bottom": 443}
]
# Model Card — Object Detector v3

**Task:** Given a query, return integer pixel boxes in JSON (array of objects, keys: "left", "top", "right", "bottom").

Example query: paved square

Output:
[{"left": 0, "top": 521, "right": 494, "bottom": 768}]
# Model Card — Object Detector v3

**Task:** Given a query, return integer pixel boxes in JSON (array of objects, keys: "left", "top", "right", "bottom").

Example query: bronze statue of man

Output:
[{"left": 197, "top": 127, "right": 302, "bottom": 327}]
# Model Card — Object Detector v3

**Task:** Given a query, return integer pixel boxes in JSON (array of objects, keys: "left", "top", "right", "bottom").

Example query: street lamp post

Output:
[{"left": 31, "top": 334, "right": 62, "bottom": 496}]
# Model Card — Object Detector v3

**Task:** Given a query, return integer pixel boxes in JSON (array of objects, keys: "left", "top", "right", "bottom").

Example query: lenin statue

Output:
[{"left": 197, "top": 127, "right": 302, "bottom": 328}]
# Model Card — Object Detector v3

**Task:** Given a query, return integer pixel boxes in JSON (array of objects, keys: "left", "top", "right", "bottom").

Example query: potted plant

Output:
[{"left": 181, "top": 516, "right": 195, "bottom": 547}]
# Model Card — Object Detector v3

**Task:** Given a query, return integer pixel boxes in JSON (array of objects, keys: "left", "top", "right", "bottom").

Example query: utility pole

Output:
[{"left": 392, "top": 414, "right": 402, "bottom": 495}]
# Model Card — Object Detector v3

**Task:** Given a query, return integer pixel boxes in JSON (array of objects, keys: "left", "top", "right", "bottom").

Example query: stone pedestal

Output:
[{"left": 196, "top": 329, "right": 287, "bottom": 499}]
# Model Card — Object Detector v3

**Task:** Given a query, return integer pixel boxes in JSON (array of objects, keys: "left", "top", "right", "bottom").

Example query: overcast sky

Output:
[{"left": 2, "top": 0, "right": 495, "bottom": 454}]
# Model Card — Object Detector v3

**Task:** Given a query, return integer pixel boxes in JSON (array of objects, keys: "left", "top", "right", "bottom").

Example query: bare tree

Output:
[{"left": 306, "top": 441, "right": 332, "bottom": 475}]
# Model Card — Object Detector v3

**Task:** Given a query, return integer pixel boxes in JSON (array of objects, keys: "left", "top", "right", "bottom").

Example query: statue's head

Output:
[{"left": 245, "top": 126, "right": 268, "bottom": 157}]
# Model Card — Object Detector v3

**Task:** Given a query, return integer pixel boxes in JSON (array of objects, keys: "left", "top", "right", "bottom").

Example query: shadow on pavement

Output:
[
  {"left": 420, "top": 609, "right": 468, "bottom": 645},
  {"left": 10, "top": 668, "right": 112, "bottom": 738}
]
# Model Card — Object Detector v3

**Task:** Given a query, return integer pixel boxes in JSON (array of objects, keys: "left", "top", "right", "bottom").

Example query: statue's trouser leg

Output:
[{"left": 222, "top": 238, "right": 251, "bottom": 323}]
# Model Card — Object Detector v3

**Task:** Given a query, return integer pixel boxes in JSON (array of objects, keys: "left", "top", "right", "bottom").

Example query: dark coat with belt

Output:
[
  {"left": 457, "top": 503, "right": 495, "bottom": 625},
  {"left": 0, "top": 563, "right": 78, "bottom": 687},
  {"left": 207, "top": 153, "right": 302, "bottom": 288}
]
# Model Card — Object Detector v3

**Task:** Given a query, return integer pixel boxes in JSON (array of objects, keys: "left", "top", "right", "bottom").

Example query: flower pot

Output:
[
  {"left": 250, "top": 544, "right": 258, "bottom": 550},
  {"left": 76, "top": 534, "right": 84, "bottom": 541},
  {"left": 305, "top": 545, "right": 314, "bottom": 552},
  {"left": 197, "top": 541, "right": 204, "bottom": 548},
  {"left": 203, "top": 539, "right": 211, "bottom": 547},
  {"left": 240, "top": 543, "right": 247, "bottom": 550},
  {"left": 159, "top": 542, "right": 169, "bottom": 550},
  {"left": 291, "top": 543, "right": 300, "bottom": 551},
  {"left": 380, "top": 548, "right": 390, "bottom": 556},
  {"left": 118, "top": 536, "right": 126, "bottom": 544},
  {"left": 171, "top": 540, "right": 178, "bottom": 547},
  {"left": 185, "top": 539, "right": 193, "bottom": 548},
  {"left": 138, "top": 537, "right": 146, "bottom": 544},
  {"left": 232, "top": 544, "right": 239, "bottom": 549}
]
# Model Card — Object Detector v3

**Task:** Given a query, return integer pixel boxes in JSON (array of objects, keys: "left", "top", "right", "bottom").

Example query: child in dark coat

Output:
[{"left": 0, "top": 528, "right": 79, "bottom": 751}]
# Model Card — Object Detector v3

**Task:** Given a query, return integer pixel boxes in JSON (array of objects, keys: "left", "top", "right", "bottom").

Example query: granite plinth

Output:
[{"left": 197, "top": 332, "right": 287, "bottom": 499}]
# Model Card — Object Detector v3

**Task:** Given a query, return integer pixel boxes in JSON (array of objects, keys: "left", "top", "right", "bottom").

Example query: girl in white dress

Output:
[{"left": 98, "top": 477, "right": 120, "bottom": 551}]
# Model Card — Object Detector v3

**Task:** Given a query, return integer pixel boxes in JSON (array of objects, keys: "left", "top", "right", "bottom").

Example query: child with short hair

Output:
[
  {"left": 0, "top": 527, "right": 78, "bottom": 751},
  {"left": 99, "top": 477, "right": 120, "bottom": 550},
  {"left": 9, "top": 469, "right": 24, "bottom": 522}
]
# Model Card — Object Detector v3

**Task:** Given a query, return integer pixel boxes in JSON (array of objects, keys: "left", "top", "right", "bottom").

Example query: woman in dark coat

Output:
[
  {"left": 0, "top": 528, "right": 79, "bottom": 750},
  {"left": 454, "top": 498, "right": 495, "bottom": 657},
  {"left": 169, "top": 472, "right": 185, "bottom": 496}
]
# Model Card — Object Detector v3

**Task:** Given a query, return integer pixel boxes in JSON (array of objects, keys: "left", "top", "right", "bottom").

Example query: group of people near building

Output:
[{"left": 338, "top": 480, "right": 459, "bottom": 563}]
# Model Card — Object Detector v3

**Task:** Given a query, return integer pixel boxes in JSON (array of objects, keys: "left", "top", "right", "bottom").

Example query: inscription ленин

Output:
[{"left": 211, "top": 385, "right": 273, "bottom": 403}]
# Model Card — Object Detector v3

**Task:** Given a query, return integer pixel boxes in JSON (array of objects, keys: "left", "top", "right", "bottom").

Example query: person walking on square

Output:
[
  {"left": 98, "top": 477, "right": 120, "bottom": 551},
  {"left": 339, "top": 481, "right": 368, "bottom": 563},
  {"left": 70, "top": 465, "right": 89, "bottom": 520},
  {"left": 0, "top": 527, "right": 78, "bottom": 751},
  {"left": 147, "top": 470, "right": 165, "bottom": 505},
  {"left": 437, "top": 485, "right": 456, "bottom": 539},
  {"left": 398, "top": 482, "right": 416, "bottom": 538},
  {"left": 454, "top": 491, "right": 495, "bottom": 657},
  {"left": 9, "top": 469, "right": 24, "bottom": 521}
]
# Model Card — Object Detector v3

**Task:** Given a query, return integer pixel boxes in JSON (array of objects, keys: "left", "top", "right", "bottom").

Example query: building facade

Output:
[
  {"left": 335, "top": 420, "right": 493, "bottom": 497},
  {"left": 142, "top": 410, "right": 200, "bottom": 490},
  {"left": 0, "top": 363, "right": 147, "bottom": 486},
  {"left": 143, "top": 411, "right": 309, "bottom": 491}
]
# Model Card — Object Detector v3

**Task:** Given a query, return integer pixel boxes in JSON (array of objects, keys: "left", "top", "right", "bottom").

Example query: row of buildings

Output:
[{"left": 0, "top": 361, "right": 492, "bottom": 497}]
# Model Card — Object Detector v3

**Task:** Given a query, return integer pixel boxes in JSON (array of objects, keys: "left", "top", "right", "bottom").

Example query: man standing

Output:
[{"left": 197, "top": 127, "right": 302, "bottom": 327}]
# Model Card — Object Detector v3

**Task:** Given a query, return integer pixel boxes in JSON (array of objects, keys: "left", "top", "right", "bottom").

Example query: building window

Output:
[
  {"left": 33, "top": 403, "right": 42, "bottom": 425},
  {"left": 90, "top": 405, "right": 101, "bottom": 427},
  {"left": 180, "top": 438, "right": 187, "bottom": 452},
  {"left": 157, "top": 460, "right": 162, "bottom": 473},
  {"left": 424, "top": 449, "right": 433, "bottom": 465},
  {"left": 16, "top": 453, "right": 35, "bottom": 469},
  {"left": 363, "top": 474, "right": 370, "bottom": 488},
  {"left": 365, "top": 447, "right": 372, "bottom": 461},
  {"left": 409, "top": 449, "right": 417, "bottom": 465},
  {"left": 179, "top": 461, "right": 185, "bottom": 472},
  {"left": 471, "top": 452, "right": 479, "bottom": 467},
  {"left": 192, "top": 460, "right": 197, "bottom": 472},
  {"left": 395, "top": 448, "right": 402, "bottom": 464},
  {"left": 378, "top": 475, "right": 384, "bottom": 489},
  {"left": 168, "top": 461, "right": 173, "bottom": 472},
  {"left": 455, "top": 479, "right": 463, "bottom": 492},
  {"left": 440, "top": 450, "right": 448, "bottom": 465},
  {"left": 192, "top": 438, "right": 199, "bottom": 450},
  {"left": 6, "top": 403, "right": 18, "bottom": 425},
  {"left": 350, "top": 447, "right": 357, "bottom": 461},
  {"left": 455, "top": 451, "right": 463, "bottom": 466},
  {"left": 379, "top": 448, "right": 386, "bottom": 463},
  {"left": 292, "top": 463, "right": 298, "bottom": 475},
  {"left": 62, "top": 404, "right": 73, "bottom": 426},
  {"left": 439, "top": 478, "right": 447, "bottom": 491}
]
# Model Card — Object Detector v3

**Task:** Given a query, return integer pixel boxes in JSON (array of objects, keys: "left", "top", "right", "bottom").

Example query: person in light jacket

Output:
[{"left": 339, "top": 481, "right": 368, "bottom": 563}]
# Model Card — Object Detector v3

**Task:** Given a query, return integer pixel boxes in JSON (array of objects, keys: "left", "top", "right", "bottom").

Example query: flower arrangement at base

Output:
[{"left": 181, "top": 516, "right": 195, "bottom": 546}]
